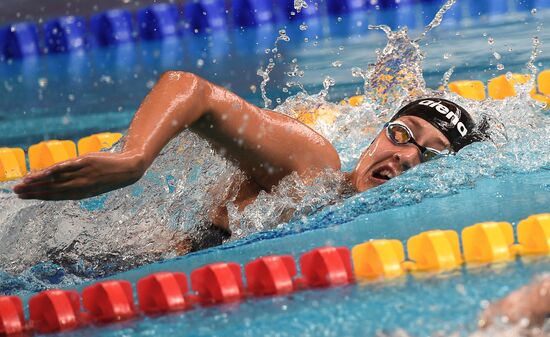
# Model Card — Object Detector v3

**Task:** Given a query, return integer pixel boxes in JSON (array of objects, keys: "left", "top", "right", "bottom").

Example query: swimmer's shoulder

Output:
[{"left": 261, "top": 108, "right": 342, "bottom": 174}]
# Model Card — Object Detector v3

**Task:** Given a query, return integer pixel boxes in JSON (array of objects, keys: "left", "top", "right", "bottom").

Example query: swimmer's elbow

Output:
[
  {"left": 326, "top": 147, "right": 342, "bottom": 171},
  {"left": 159, "top": 70, "right": 209, "bottom": 110},
  {"left": 159, "top": 71, "right": 204, "bottom": 90}
]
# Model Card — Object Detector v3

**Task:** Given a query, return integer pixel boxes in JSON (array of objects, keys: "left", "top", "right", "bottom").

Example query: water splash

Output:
[
  {"left": 416, "top": 0, "right": 457, "bottom": 42},
  {"left": 294, "top": 0, "right": 309, "bottom": 13},
  {"left": 257, "top": 30, "right": 290, "bottom": 108}
]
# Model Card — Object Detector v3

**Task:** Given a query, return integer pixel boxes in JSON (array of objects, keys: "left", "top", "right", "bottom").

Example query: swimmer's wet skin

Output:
[
  {"left": 480, "top": 274, "right": 550, "bottom": 330},
  {"left": 13, "top": 72, "right": 487, "bottom": 234}
]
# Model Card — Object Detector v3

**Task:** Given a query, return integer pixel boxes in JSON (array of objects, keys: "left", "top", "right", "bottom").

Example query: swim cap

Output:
[{"left": 390, "top": 98, "right": 487, "bottom": 152}]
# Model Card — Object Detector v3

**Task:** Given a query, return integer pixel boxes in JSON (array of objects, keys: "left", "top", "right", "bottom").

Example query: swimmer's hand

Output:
[
  {"left": 480, "top": 275, "right": 550, "bottom": 328},
  {"left": 13, "top": 152, "right": 145, "bottom": 200}
]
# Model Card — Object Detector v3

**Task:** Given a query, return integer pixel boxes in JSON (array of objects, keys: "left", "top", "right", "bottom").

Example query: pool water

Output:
[{"left": 2, "top": 0, "right": 550, "bottom": 336}]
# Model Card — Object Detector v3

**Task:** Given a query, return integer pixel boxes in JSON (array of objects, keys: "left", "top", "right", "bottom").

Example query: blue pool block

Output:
[
  {"left": 515, "top": 0, "right": 535, "bottom": 11},
  {"left": 469, "top": 0, "right": 508, "bottom": 17},
  {"left": 44, "top": 16, "right": 87, "bottom": 53},
  {"left": 232, "top": 0, "right": 275, "bottom": 27},
  {"left": 378, "top": 0, "right": 417, "bottom": 9},
  {"left": 183, "top": 0, "right": 227, "bottom": 33},
  {"left": 275, "top": 0, "right": 320, "bottom": 21},
  {"left": 327, "top": 0, "right": 369, "bottom": 15},
  {"left": 0, "top": 22, "right": 40, "bottom": 60},
  {"left": 535, "top": 0, "right": 550, "bottom": 8},
  {"left": 138, "top": 3, "right": 180, "bottom": 40},
  {"left": 90, "top": 9, "right": 134, "bottom": 46}
]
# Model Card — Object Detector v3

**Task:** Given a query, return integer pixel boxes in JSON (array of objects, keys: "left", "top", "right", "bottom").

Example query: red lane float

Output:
[
  {"left": 299, "top": 247, "right": 353, "bottom": 287},
  {"left": 82, "top": 280, "right": 136, "bottom": 323},
  {"left": 191, "top": 262, "right": 244, "bottom": 304},
  {"left": 245, "top": 255, "right": 297, "bottom": 296},
  {"left": 137, "top": 272, "right": 190, "bottom": 314},
  {"left": 29, "top": 290, "right": 81, "bottom": 333},
  {"left": 0, "top": 296, "right": 25, "bottom": 335}
]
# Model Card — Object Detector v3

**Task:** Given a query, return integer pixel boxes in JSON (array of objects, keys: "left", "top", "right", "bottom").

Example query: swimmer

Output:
[
  {"left": 480, "top": 274, "right": 550, "bottom": 330},
  {"left": 12, "top": 72, "right": 487, "bottom": 237}
]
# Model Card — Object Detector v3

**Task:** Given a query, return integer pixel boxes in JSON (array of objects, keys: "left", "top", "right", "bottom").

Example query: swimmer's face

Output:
[{"left": 350, "top": 116, "right": 451, "bottom": 192}]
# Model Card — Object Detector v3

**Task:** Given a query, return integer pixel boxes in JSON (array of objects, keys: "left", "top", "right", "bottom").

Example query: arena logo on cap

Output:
[{"left": 419, "top": 100, "right": 468, "bottom": 136}]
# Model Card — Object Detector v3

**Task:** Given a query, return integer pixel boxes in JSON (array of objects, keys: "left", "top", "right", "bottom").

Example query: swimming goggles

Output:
[{"left": 385, "top": 121, "right": 453, "bottom": 162}]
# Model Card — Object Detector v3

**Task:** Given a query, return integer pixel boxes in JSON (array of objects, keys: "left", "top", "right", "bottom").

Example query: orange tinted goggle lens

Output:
[{"left": 387, "top": 124, "right": 411, "bottom": 144}]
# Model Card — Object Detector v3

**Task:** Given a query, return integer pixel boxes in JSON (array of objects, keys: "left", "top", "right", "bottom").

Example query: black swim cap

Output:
[{"left": 390, "top": 98, "right": 487, "bottom": 152}]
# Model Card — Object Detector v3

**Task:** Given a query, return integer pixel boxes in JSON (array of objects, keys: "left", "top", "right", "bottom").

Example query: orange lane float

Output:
[
  {"left": 351, "top": 240, "right": 405, "bottom": 279},
  {"left": 448, "top": 80, "right": 486, "bottom": 101},
  {"left": 462, "top": 222, "right": 515, "bottom": 263},
  {"left": 0, "top": 148, "right": 26, "bottom": 182},
  {"left": 517, "top": 214, "right": 550, "bottom": 255},
  {"left": 28, "top": 140, "right": 77, "bottom": 171},
  {"left": 405, "top": 230, "right": 462, "bottom": 271},
  {"left": 77, "top": 132, "right": 123, "bottom": 155}
]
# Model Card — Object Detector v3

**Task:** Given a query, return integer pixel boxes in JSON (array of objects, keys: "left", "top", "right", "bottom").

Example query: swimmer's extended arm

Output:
[
  {"left": 14, "top": 71, "right": 340, "bottom": 200},
  {"left": 480, "top": 275, "right": 550, "bottom": 329}
]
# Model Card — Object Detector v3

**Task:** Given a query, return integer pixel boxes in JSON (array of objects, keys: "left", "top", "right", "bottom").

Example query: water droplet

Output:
[
  {"left": 196, "top": 59, "right": 204, "bottom": 68},
  {"left": 443, "top": 53, "right": 451, "bottom": 60},
  {"left": 332, "top": 60, "right": 343, "bottom": 68},
  {"left": 497, "top": 63, "right": 504, "bottom": 71},
  {"left": 299, "top": 23, "right": 308, "bottom": 31},
  {"left": 531, "top": 8, "right": 537, "bottom": 15},
  {"left": 487, "top": 37, "right": 494, "bottom": 45},
  {"left": 338, "top": 46, "right": 344, "bottom": 51},
  {"left": 337, "top": 17, "right": 343, "bottom": 22},
  {"left": 38, "top": 78, "right": 48, "bottom": 88},
  {"left": 493, "top": 52, "right": 501, "bottom": 60},
  {"left": 293, "top": 0, "right": 308, "bottom": 13}
]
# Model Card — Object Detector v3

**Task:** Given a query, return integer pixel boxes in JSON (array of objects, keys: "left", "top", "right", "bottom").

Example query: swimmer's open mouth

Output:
[{"left": 371, "top": 165, "right": 398, "bottom": 184}]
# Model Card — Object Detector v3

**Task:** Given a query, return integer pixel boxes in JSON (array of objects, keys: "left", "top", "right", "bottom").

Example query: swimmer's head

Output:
[{"left": 350, "top": 98, "right": 488, "bottom": 192}]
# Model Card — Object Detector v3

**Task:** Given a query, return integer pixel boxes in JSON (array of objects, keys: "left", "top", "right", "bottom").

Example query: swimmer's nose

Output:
[{"left": 393, "top": 147, "right": 420, "bottom": 172}]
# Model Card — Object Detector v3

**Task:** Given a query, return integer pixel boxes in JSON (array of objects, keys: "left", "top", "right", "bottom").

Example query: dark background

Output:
[{"left": 0, "top": 0, "right": 182, "bottom": 26}]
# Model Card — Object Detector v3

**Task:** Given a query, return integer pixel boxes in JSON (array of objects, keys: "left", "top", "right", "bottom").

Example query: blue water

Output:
[{"left": 2, "top": 0, "right": 550, "bottom": 336}]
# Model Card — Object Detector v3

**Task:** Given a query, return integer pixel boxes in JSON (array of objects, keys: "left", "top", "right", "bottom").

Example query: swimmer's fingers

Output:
[
  {"left": 22, "top": 159, "right": 87, "bottom": 184},
  {"left": 16, "top": 178, "right": 95, "bottom": 199}
]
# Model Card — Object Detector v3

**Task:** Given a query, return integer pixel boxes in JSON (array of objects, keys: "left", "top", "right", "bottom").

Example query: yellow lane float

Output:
[
  {"left": 448, "top": 80, "right": 486, "bottom": 101},
  {"left": 517, "top": 213, "right": 550, "bottom": 255},
  {"left": 0, "top": 148, "right": 27, "bottom": 182},
  {"left": 351, "top": 240, "right": 405, "bottom": 279},
  {"left": 340, "top": 95, "right": 365, "bottom": 107},
  {"left": 461, "top": 222, "right": 515, "bottom": 263},
  {"left": 78, "top": 132, "right": 123, "bottom": 155},
  {"left": 405, "top": 230, "right": 462, "bottom": 271},
  {"left": 487, "top": 73, "right": 531, "bottom": 100},
  {"left": 28, "top": 140, "right": 77, "bottom": 171}
]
